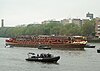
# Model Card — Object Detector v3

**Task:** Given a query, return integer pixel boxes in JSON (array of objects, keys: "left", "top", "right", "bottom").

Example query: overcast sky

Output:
[{"left": 0, "top": 0, "right": 100, "bottom": 27}]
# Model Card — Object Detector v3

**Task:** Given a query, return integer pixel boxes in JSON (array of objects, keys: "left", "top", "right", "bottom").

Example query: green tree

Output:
[{"left": 81, "top": 19, "right": 95, "bottom": 36}]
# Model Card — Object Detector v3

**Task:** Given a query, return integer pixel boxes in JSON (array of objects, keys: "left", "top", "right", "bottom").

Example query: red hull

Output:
[
  {"left": 6, "top": 41, "right": 86, "bottom": 50},
  {"left": 5, "top": 36, "right": 87, "bottom": 50}
]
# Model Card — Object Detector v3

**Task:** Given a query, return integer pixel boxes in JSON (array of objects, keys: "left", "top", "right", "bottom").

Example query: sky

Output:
[{"left": 0, "top": 0, "right": 100, "bottom": 27}]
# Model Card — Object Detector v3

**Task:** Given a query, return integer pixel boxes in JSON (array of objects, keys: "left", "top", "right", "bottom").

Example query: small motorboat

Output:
[
  {"left": 25, "top": 52, "right": 60, "bottom": 63},
  {"left": 85, "top": 44, "right": 95, "bottom": 48},
  {"left": 5, "top": 45, "right": 14, "bottom": 48},
  {"left": 97, "top": 48, "right": 100, "bottom": 53}
]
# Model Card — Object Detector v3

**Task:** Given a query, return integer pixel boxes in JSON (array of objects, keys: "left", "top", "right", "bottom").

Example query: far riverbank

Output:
[{"left": 88, "top": 39, "right": 100, "bottom": 43}]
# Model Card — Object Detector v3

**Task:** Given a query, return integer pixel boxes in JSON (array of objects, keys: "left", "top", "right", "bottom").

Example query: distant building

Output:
[
  {"left": 42, "top": 20, "right": 50, "bottom": 24},
  {"left": 95, "top": 17, "right": 100, "bottom": 38},
  {"left": 72, "top": 19, "right": 82, "bottom": 25},
  {"left": 61, "top": 19, "right": 70, "bottom": 25},
  {"left": 82, "top": 19, "right": 89, "bottom": 24},
  {"left": 86, "top": 12, "right": 93, "bottom": 19},
  {"left": 1, "top": 19, "right": 4, "bottom": 27},
  {"left": 42, "top": 20, "right": 60, "bottom": 24}
]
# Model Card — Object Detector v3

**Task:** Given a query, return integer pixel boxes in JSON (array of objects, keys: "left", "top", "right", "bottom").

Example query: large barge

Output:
[{"left": 5, "top": 35, "right": 87, "bottom": 50}]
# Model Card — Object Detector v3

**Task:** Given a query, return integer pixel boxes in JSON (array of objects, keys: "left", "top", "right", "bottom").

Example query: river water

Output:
[{"left": 0, "top": 38, "right": 100, "bottom": 71}]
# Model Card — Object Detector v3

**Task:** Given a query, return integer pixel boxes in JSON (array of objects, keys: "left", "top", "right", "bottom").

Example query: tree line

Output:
[{"left": 0, "top": 19, "right": 95, "bottom": 38}]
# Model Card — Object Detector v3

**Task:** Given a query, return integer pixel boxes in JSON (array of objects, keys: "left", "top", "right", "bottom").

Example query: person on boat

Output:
[
  {"left": 68, "top": 37, "right": 72, "bottom": 43},
  {"left": 37, "top": 54, "right": 39, "bottom": 57},
  {"left": 47, "top": 53, "right": 52, "bottom": 58},
  {"left": 40, "top": 53, "right": 44, "bottom": 58},
  {"left": 40, "top": 53, "right": 48, "bottom": 58}
]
